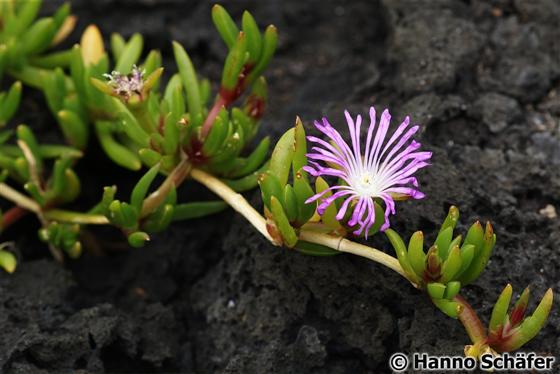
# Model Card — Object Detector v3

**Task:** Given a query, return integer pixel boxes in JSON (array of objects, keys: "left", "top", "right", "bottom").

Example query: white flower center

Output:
[{"left": 350, "top": 167, "right": 382, "bottom": 198}]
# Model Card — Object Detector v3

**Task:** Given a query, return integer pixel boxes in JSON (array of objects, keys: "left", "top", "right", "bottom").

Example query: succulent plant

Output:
[{"left": 0, "top": 0, "right": 553, "bottom": 360}]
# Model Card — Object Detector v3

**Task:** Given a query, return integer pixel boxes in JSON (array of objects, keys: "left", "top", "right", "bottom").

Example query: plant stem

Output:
[
  {"left": 190, "top": 168, "right": 272, "bottom": 241},
  {"left": 0, "top": 183, "right": 41, "bottom": 213},
  {"left": 298, "top": 230, "right": 410, "bottom": 281},
  {"left": 454, "top": 295, "right": 487, "bottom": 344},
  {"left": 2, "top": 206, "right": 29, "bottom": 230},
  {"left": 1, "top": 182, "right": 108, "bottom": 225},
  {"left": 200, "top": 95, "right": 227, "bottom": 140},
  {"left": 140, "top": 157, "right": 192, "bottom": 217},
  {"left": 43, "top": 210, "right": 109, "bottom": 225},
  {"left": 190, "top": 168, "right": 412, "bottom": 282}
]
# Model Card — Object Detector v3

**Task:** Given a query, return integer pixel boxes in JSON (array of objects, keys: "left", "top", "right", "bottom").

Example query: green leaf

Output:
[
  {"left": 130, "top": 164, "right": 160, "bottom": 212},
  {"left": 142, "top": 203, "right": 174, "bottom": 233},
  {"left": 292, "top": 117, "right": 308, "bottom": 178},
  {"left": 163, "top": 74, "right": 182, "bottom": 108},
  {"left": 0, "top": 81, "right": 22, "bottom": 126},
  {"left": 427, "top": 282, "right": 446, "bottom": 299},
  {"left": 47, "top": 156, "right": 73, "bottom": 200},
  {"left": 258, "top": 171, "right": 283, "bottom": 210},
  {"left": 294, "top": 241, "right": 340, "bottom": 256},
  {"left": 173, "top": 201, "right": 228, "bottom": 220},
  {"left": 293, "top": 174, "right": 315, "bottom": 227},
  {"left": 221, "top": 32, "right": 247, "bottom": 91},
  {"left": 202, "top": 115, "right": 228, "bottom": 157},
  {"left": 489, "top": 283, "right": 512, "bottom": 332},
  {"left": 95, "top": 121, "right": 142, "bottom": 170},
  {"left": 112, "top": 99, "right": 150, "bottom": 147},
  {"left": 439, "top": 245, "right": 462, "bottom": 284},
  {"left": 408, "top": 231, "right": 426, "bottom": 278},
  {"left": 444, "top": 281, "right": 461, "bottom": 299},
  {"left": 440, "top": 205, "right": 460, "bottom": 232},
  {"left": 385, "top": 229, "right": 420, "bottom": 284},
  {"left": 463, "top": 221, "right": 484, "bottom": 249},
  {"left": 128, "top": 231, "right": 150, "bottom": 248},
  {"left": 138, "top": 148, "right": 162, "bottom": 167},
  {"left": 432, "top": 298, "right": 461, "bottom": 319},
  {"left": 0, "top": 249, "right": 17, "bottom": 273},
  {"left": 435, "top": 226, "right": 453, "bottom": 260},
  {"left": 11, "top": 0, "right": 42, "bottom": 36},
  {"left": 99, "top": 185, "right": 117, "bottom": 212},
  {"left": 142, "top": 50, "right": 162, "bottom": 76},
  {"left": 513, "top": 288, "right": 553, "bottom": 350},
  {"left": 228, "top": 136, "right": 270, "bottom": 178},
  {"left": 110, "top": 33, "right": 126, "bottom": 60},
  {"left": 30, "top": 49, "right": 73, "bottom": 69},
  {"left": 162, "top": 115, "right": 180, "bottom": 156},
  {"left": 269, "top": 127, "right": 295, "bottom": 186},
  {"left": 52, "top": 2, "right": 71, "bottom": 30},
  {"left": 110, "top": 201, "right": 138, "bottom": 229},
  {"left": 57, "top": 110, "right": 89, "bottom": 149},
  {"left": 143, "top": 66, "right": 164, "bottom": 93},
  {"left": 447, "top": 234, "right": 462, "bottom": 254},
  {"left": 242, "top": 11, "right": 262, "bottom": 64},
  {"left": 246, "top": 25, "right": 277, "bottom": 85},
  {"left": 270, "top": 196, "right": 297, "bottom": 247},
  {"left": 115, "top": 33, "right": 143, "bottom": 74},
  {"left": 283, "top": 184, "right": 298, "bottom": 223},
  {"left": 43, "top": 67, "right": 66, "bottom": 114},
  {"left": 172, "top": 41, "right": 201, "bottom": 120},
  {"left": 211, "top": 4, "right": 239, "bottom": 49},
  {"left": 459, "top": 222, "right": 495, "bottom": 285},
  {"left": 21, "top": 18, "right": 56, "bottom": 55},
  {"left": 70, "top": 45, "right": 86, "bottom": 98}
]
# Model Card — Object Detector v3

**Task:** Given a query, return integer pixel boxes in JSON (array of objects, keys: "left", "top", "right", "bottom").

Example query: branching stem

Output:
[
  {"left": 190, "top": 168, "right": 413, "bottom": 283},
  {"left": 0, "top": 183, "right": 41, "bottom": 213},
  {"left": 140, "top": 156, "right": 191, "bottom": 218}
]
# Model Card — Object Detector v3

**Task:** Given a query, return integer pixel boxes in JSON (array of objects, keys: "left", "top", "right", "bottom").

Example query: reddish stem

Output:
[
  {"left": 2, "top": 206, "right": 29, "bottom": 230},
  {"left": 199, "top": 64, "right": 254, "bottom": 140},
  {"left": 200, "top": 94, "right": 228, "bottom": 140},
  {"left": 454, "top": 295, "right": 487, "bottom": 344}
]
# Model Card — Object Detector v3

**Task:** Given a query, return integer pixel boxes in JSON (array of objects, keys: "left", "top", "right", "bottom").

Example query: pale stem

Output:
[
  {"left": 190, "top": 168, "right": 412, "bottom": 282},
  {"left": 140, "top": 157, "right": 192, "bottom": 218},
  {"left": 0, "top": 182, "right": 41, "bottom": 213},
  {"left": 190, "top": 168, "right": 272, "bottom": 241},
  {"left": 0, "top": 181, "right": 107, "bottom": 264},
  {"left": 17, "top": 140, "right": 41, "bottom": 187},
  {"left": 43, "top": 210, "right": 109, "bottom": 225},
  {"left": 298, "top": 230, "right": 411, "bottom": 281}
]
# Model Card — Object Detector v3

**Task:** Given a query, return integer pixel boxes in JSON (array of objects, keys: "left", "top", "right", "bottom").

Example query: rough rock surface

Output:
[{"left": 1, "top": 0, "right": 559, "bottom": 373}]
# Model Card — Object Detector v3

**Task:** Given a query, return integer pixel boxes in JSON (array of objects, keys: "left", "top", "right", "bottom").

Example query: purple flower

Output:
[
  {"left": 303, "top": 106, "right": 431, "bottom": 237},
  {"left": 103, "top": 65, "right": 145, "bottom": 100}
]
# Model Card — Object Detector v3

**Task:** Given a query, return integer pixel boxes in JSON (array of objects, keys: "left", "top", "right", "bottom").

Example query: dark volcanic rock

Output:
[
  {"left": 469, "top": 92, "right": 522, "bottom": 133},
  {"left": 386, "top": 4, "right": 484, "bottom": 94}
]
